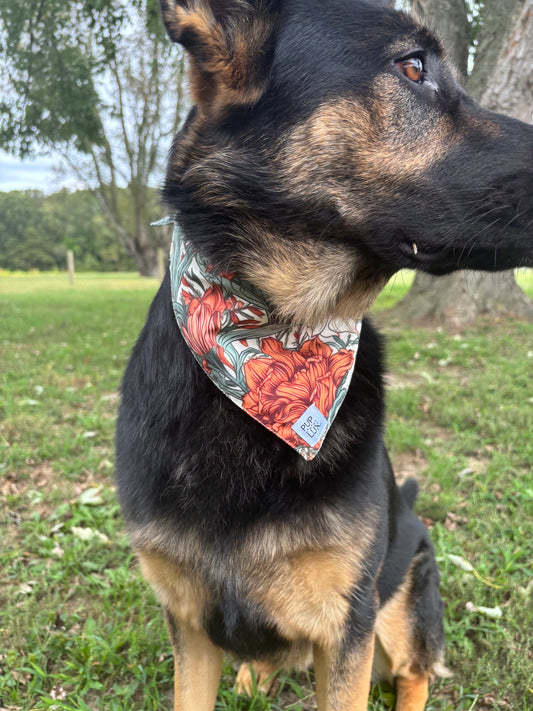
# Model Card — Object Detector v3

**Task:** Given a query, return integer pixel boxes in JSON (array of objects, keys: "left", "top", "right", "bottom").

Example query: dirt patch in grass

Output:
[
  {"left": 423, "top": 425, "right": 455, "bottom": 444},
  {"left": 2, "top": 462, "right": 56, "bottom": 496},
  {"left": 392, "top": 450, "right": 428, "bottom": 485},
  {"left": 384, "top": 372, "right": 425, "bottom": 390}
]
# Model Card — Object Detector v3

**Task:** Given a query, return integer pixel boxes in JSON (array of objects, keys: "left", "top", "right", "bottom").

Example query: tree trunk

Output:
[
  {"left": 135, "top": 246, "right": 161, "bottom": 277},
  {"left": 477, "top": 0, "right": 533, "bottom": 119},
  {"left": 133, "top": 221, "right": 169, "bottom": 277},
  {"left": 467, "top": 0, "right": 528, "bottom": 103},
  {"left": 395, "top": 271, "right": 533, "bottom": 326},
  {"left": 394, "top": 0, "right": 533, "bottom": 325}
]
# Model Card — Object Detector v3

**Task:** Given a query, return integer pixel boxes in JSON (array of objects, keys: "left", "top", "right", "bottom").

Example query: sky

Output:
[{"left": 0, "top": 151, "right": 75, "bottom": 193}]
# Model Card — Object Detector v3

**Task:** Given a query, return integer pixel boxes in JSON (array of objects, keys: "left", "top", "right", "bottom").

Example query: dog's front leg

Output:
[
  {"left": 164, "top": 609, "right": 223, "bottom": 711},
  {"left": 313, "top": 631, "right": 375, "bottom": 711}
]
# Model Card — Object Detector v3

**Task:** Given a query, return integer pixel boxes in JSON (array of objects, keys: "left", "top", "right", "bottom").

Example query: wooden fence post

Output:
[
  {"left": 157, "top": 248, "right": 165, "bottom": 280},
  {"left": 67, "top": 250, "right": 75, "bottom": 285}
]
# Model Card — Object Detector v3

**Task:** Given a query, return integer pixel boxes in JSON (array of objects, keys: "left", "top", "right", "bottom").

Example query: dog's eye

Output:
[{"left": 396, "top": 57, "right": 424, "bottom": 83}]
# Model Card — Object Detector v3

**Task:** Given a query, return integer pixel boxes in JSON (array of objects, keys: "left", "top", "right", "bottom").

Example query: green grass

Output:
[{"left": 1, "top": 270, "right": 532, "bottom": 710}]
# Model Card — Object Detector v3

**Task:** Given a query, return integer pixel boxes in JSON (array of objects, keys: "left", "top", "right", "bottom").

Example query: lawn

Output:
[{"left": 1, "top": 270, "right": 532, "bottom": 710}]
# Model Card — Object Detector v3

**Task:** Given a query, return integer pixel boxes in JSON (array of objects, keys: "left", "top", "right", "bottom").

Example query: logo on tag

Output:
[{"left": 293, "top": 405, "right": 328, "bottom": 447}]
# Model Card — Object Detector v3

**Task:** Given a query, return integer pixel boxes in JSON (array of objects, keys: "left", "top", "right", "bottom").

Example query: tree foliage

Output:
[
  {"left": 0, "top": 0, "right": 186, "bottom": 276},
  {"left": 0, "top": 0, "right": 123, "bottom": 155},
  {"left": 0, "top": 188, "right": 163, "bottom": 272}
]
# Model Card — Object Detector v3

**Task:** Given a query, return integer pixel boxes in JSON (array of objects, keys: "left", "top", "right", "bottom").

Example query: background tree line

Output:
[{"left": 0, "top": 187, "right": 159, "bottom": 272}]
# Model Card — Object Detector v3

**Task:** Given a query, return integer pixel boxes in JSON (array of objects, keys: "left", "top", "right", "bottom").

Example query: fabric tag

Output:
[{"left": 292, "top": 405, "right": 328, "bottom": 447}]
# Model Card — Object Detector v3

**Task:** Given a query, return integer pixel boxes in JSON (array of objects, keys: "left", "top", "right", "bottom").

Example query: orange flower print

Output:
[
  {"left": 181, "top": 282, "right": 234, "bottom": 370},
  {"left": 242, "top": 337, "right": 354, "bottom": 448},
  {"left": 182, "top": 283, "right": 225, "bottom": 352}
]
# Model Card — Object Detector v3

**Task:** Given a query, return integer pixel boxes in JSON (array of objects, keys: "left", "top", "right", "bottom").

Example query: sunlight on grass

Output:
[
  {"left": 373, "top": 270, "right": 414, "bottom": 310},
  {"left": 1, "top": 267, "right": 531, "bottom": 299},
  {"left": 0, "top": 270, "right": 161, "bottom": 294}
]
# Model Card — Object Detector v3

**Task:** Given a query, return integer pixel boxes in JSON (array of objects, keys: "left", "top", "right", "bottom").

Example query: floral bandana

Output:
[{"left": 166, "top": 219, "right": 362, "bottom": 461}]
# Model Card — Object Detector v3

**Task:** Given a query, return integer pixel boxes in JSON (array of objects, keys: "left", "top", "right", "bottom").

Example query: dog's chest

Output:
[{"left": 136, "top": 508, "right": 380, "bottom": 657}]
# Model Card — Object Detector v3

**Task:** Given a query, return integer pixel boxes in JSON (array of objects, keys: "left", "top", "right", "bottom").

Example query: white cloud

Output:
[{"left": 0, "top": 152, "right": 79, "bottom": 193}]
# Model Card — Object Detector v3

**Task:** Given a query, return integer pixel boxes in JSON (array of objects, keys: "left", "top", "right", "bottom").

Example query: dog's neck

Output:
[{"left": 167, "top": 219, "right": 362, "bottom": 461}]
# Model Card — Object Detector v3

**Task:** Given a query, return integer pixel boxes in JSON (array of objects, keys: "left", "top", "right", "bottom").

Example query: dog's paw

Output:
[{"left": 235, "top": 661, "right": 279, "bottom": 697}]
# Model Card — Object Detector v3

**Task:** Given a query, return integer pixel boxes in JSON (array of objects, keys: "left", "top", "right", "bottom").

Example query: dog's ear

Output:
[{"left": 159, "top": 0, "right": 280, "bottom": 114}]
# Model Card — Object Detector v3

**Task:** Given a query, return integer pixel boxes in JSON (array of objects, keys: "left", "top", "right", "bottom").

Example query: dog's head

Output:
[{"left": 160, "top": 0, "right": 533, "bottom": 323}]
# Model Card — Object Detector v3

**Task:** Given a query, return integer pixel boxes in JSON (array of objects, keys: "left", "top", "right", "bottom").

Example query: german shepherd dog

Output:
[{"left": 115, "top": 1, "right": 533, "bottom": 709}]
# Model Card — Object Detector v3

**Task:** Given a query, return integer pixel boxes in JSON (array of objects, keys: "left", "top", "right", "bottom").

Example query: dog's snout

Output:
[{"left": 474, "top": 170, "right": 533, "bottom": 232}]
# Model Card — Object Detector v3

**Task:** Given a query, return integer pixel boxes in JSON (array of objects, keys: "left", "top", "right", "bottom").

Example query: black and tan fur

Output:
[{"left": 115, "top": 1, "right": 533, "bottom": 709}]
